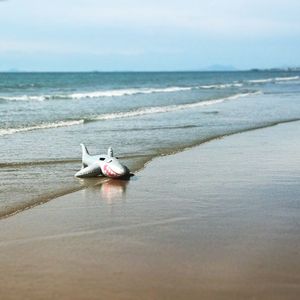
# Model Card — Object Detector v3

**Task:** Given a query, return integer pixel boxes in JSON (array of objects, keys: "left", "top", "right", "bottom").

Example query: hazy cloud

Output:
[{"left": 0, "top": 0, "right": 299, "bottom": 70}]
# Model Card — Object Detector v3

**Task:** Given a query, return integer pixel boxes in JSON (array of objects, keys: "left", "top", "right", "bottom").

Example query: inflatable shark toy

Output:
[{"left": 75, "top": 144, "right": 130, "bottom": 179}]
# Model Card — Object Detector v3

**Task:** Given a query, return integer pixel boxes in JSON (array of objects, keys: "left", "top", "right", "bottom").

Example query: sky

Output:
[{"left": 0, "top": 0, "right": 299, "bottom": 71}]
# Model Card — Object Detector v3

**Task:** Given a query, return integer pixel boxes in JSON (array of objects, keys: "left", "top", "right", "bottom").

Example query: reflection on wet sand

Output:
[
  {"left": 80, "top": 178, "right": 130, "bottom": 213},
  {"left": 76, "top": 173, "right": 133, "bottom": 201},
  {"left": 99, "top": 179, "right": 129, "bottom": 204},
  {"left": 76, "top": 176, "right": 109, "bottom": 188}
]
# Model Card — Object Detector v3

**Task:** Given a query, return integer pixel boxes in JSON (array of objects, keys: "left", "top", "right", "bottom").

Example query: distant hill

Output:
[{"left": 250, "top": 67, "right": 300, "bottom": 72}]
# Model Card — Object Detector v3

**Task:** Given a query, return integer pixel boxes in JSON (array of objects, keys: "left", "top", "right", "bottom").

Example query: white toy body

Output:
[{"left": 75, "top": 144, "right": 129, "bottom": 178}]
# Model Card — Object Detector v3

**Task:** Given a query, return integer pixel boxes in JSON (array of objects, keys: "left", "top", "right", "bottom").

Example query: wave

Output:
[
  {"left": 69, "top": 86, "right": 193, "bottom": 99},
  {"left": 0, "top": 86, "right": 193, "bottom": 102},
  {"left": 248, "top": 76, "right": 299, "bottom": 84},
  {"left": 0, "top": 120, "right": 84, "bottom": 136},
  {"left": 90, "top": 92, "right": 260, "bottom": 121},
  {"left": 0, "top": 95, "right": 48, "bottom": 101},
  {"left": 200, "top": 76, "right": 299, "bottom": 87},
  {"left": 200, "top": 83, "right": 243, "bottom": 89},
  {"left": 99, "top": 124, "right": 201, "bottom": 133},
  {"left": 275, "top": 76, "right": 299, "bottom": 81},
  {"left": 0, "top": 75, "right": 298, "bottom": 102},
  {"left": 0, "top": 83, "right": 248, "bottom": 102},
  {"left": 0, "top": 92, "right": 259, "bottom": 136}
]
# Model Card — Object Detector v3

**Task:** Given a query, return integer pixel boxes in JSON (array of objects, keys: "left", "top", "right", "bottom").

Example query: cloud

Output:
[
  {"left": 1, "top": 0, "right": 300, "bottom": 38},
  {"left": 0, "top": 39, "right": 147, "bottom": 56},
  {"left": 0, "top": 0, "right": 299, "bottom": 70}
]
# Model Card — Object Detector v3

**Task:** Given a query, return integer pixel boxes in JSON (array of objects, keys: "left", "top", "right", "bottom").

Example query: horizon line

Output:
[{"left": 1, "top": 67, "right": 299, "bottom": 73}]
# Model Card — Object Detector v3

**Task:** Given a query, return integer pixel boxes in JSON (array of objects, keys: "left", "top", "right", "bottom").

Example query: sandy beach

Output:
[{"left": 1, "top": 121, "right": 300, "bottom": 300}]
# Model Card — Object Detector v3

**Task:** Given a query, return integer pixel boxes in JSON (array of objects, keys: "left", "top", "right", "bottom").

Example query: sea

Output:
[{"left": 1, "top": 71, "right": 300, "bottom": 217}]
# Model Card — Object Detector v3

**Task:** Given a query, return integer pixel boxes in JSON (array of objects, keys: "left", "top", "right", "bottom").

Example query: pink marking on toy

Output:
[{"left": 103, "top": 164, "right": 121, "bottom": 178}]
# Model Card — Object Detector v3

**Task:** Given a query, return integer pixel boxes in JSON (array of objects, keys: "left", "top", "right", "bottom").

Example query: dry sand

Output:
[{"left": 1, "top": 121, "right": 300, "bottom": 299}]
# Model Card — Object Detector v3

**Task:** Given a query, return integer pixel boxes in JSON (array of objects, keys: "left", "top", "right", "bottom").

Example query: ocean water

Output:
[{"left": 0, "top": 71, "right": 300, "bottom": 217}]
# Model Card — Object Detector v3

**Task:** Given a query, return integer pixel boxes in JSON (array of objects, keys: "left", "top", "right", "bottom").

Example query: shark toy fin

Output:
[
  {"left": 80, "top": 144, "right": 90, "bottom": 168},
  {"left": 108, "top": 147, "right": 113, "bottom": 157},
  {"left": 80, "top": 143, "right": 89, "bottom": 156}
]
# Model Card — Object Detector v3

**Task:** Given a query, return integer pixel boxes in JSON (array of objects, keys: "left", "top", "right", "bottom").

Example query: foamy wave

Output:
[
  {"left": 0, "top": 75, "right": 298, "bottom": 102},
  {"left": 0, "top": 95, "right": 47, "bottom": 101},
  {"left": 0, "top": 91, "right": 260, "bottom": 136},
  {"left": 69, "top": 86, "right": 192, "bottom": 99},
  {"left": 248, "top": 76, "right": 299, "bottom": 84},
  {"left": 200, "top": 83, "right": 243, "bottom": 89},
  {"left": 0, "top": 86, "right": 193, "bottom": 102},
  {"left": 0, "top": 120, "right": 84, "bottom": 136},
  {"left": 275, "top": 76, "right": 299, "bottom": 81},
  {"left": 92, "top": 92, "right": 260, "bottom": 121}
]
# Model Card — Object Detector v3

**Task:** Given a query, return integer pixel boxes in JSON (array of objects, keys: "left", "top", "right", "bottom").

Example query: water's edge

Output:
[{"left": 1, "top": 117, "right": 300, "bottom": 220}]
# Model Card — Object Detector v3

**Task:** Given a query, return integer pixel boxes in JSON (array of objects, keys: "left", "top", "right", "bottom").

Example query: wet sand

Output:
[{"left": 1, "top": 121, "right": 300, "bottom": 299}]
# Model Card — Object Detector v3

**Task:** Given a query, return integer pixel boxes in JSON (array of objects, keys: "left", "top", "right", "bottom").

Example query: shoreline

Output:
[
  {"left": 1, "top": 117, "right": 300, "bottom": 220},
  {"left": 1, "top": 120, "right": 300, "bottom": 299}
]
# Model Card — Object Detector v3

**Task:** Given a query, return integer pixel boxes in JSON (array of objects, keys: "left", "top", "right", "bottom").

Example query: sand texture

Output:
[{"left": 1, "top": 122, "right": 300, "bottom": 299}]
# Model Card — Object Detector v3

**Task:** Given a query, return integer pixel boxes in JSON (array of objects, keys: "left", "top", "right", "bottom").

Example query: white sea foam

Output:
[
  {"left": 92, "top": 92, "right": 260, "bottom": 121},
  {"left": 69, "top": 86, "right": 192, "bottom": 99},
  {"left": 0, "top": 95, "right": 47, "bottom": 101},
  {"left": 248, "top": 76, "right": 299, "bottom": 84},
  {"left": 0, "top": 86, "right": 193, "bottom": 101},
  {"left": 200, "top": 83, "right": 243, "bottom": 89},
  {"left": 275, "top": 76, "right": 299, "bottom": 81},
  {"left": 0, "top": 120, "right": 84, "bottom": 136}
]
